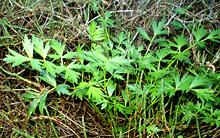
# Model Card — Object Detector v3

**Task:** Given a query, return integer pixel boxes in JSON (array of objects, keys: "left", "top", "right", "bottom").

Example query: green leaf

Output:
[
  {"left": 63, "top": 52, "right": 77, "bottom": 59},
  {"left": 206, "top": 29, "right": 220, "bottom": 42},
  {"left": 197, "top": 41, "right": 206, "bottom": 49},
  {"left": 155, "top": 48, "right": 172, "bottom": 60},
  {"left": 163, "top": 79, "right": 175, "bottom": 97},
  {"left": 190, "top": 76, "right": 208, "bottom": 89},
  {"left": 30, "top": 59, "right": 42, "bottom": 71},
  {"left": 173, "top": 34, "right": 188, "bottom": 49},
  {"left": 112, "top": 73, "right": 124, "bottom": 80},
  {"left": 27, "top": 91, "right": 48, "bottom": 118},
  {"left": 152, "top": 20, "right": 167, "bottom": 36},
  {"left": 67, "top": 62, "right": 84, "bottom": 70},
  {"left": 43, "top": 61, "right": 57, "bottom": 77},
  {"left": 64, "top": 68, "right": 80, "bottom": 83},
  {"left": 181, "top": 102, "right": 195, "bottom": 124},
  {"left": 84, "top": 50, "right": 107, "bottom": 64},
  {"left": 171, "top": 20, "right": 183, "bottom": 29},
  {"left": 99, "top": 11, "right": 114, "bottom": 27},
  {"left": 47, "top": 54, "right": 60, "bottom": 60},
  {"left": 22, "top": 91, "right": 39, "bottom": 101},
  {"left": 23, "top": 35, "right": 33, "bottom": 58},
  {"left": 101, "top": 102, "right": 108, "bottom": 110},
  {"left": 74, "top": 82, "right": 90, "bottom": 100},
  {"left": 33, "top": 36, "right": 50, "bottom": 59},
  {"left": 86, "top": 86, "right": 103, "bottom": 102},
  {"left": 178, "top": 74, "right": 194, "bottom": 92},
  {"left": 3, "top": 49, "right": 30, "bottom": 67},
  {"left": 149, "top": 69, "right": 168, "bottom": 80},
  {"left": 50, "top": 40, "right": 65, "bottom": 56},
  {"left": 107, "top": 79, "right": 116, "bottom": 96},
  {"left": 28, "top": 98, "right": 40, "bottom": 118},
  {"left": 146, "top": 125, "right": 160, "bottom": 134},
  {"left": 56, "top": 84, "right": 71, "bottom": 95},
  {"left": 192, "top": 27, "right": 207, "bottom": 42},
  {"left": 137, "top": 27, "right": 150, "bottom": 41},
  {"left": 117, "top": 32, "right": 127, "bottom": 44},
  {"left": 192, "top": 89, "right": 214, "bottom": 102},
  {"left": 40, "top": 72, "right": 57, "bottom": 87},
  {"left": 88, "top": 21, "right": 105, "bottom": 41},
  {"left": 172, "top": 51, "right": 190, "bottom": 61},
  {"left": 38, "top": 91, "right": 48, "bottom": 114},
  {"left": 122, "top": 90, "right": 129, "bottom": 105},
  {"left": 175, "top": 8, "right": 186, "bottom": 15},
  {"left": 139, "top": 53, "right": 157, "bottom": 71}
]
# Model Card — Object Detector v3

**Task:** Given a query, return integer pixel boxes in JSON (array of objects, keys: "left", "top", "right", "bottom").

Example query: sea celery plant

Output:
[{"left": 3, "top": 19, "right": 220, "bottom": 137}]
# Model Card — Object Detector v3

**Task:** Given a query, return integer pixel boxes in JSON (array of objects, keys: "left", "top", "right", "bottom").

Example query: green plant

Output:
[{"left": 3, "top": 19, "right": 220, "bottom": 137}]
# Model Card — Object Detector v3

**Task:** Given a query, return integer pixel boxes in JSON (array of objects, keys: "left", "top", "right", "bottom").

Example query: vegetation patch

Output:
[{"left": 1, "top": 0, "right": 220, "bottom": 137}]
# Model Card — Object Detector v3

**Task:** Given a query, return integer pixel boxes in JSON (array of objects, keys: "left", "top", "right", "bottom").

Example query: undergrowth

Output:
[
  {"left": 1, "top": 0, "right": 220, "bottom": 137},
  {"left": 3, "top": 17, "right": 220, "bottom": 137}
]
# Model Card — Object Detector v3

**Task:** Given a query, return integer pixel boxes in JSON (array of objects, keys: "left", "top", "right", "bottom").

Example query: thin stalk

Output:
[
  {"left": 45, "top": 108, "right": 58, "bottom": 138},
  {"left": 146, "top": 35, "right": 156, "bottom": 54},
  {"left": 139, "top": 70, "right": 144, "bottom": 84},
  {"left": 82, "top": 115, "right": 87, "bottom": 138},
  {"left": 0, "top": 66, "right": 43, "bottom": 90},
  {"left": 195, "top": 115, "right": 201, "bottom": 138}
]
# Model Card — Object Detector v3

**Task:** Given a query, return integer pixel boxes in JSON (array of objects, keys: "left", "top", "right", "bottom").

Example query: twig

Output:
[{"left": 0, "top": 66, "right": 44, "bottom": 90}]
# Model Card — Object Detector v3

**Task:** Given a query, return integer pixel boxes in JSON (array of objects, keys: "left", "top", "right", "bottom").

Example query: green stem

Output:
[
  {"left": 195, "top": 115, "right": 201, "bottom": 138},
  {"left": 0, "top": 66, "right": 43, "bottom": 90},
  {"left": 146, "top": 35, "right": 156, "bottom": 54},
  {"left": 45, "top": 108, "right": 58, "bottom": 138}
]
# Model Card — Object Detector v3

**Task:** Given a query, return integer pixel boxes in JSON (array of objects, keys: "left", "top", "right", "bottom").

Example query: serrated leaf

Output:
[
  {"left": 50, "top": 40, "right": 65, "bottom": 56},
  {"left": 171, "top": 20, "right": 183, "bottom": 29},
  {"left": 197, "top": 41, "right": 206, "bottom": 49},
  {"left": 23, "top": 35, "right": 33, "bottom": 58},
  {"left": 163, "top": 79, "right": 175, "bottom": 97},
  {"left": 155, "top": 48, "right": 172, "bottom": 60},
  {"left": 118, "top": 32, "right": 127, "bottom": 44},
  {"left": 33, "top": 36, "right": 50, "bottom": 59},
  {"left": 86, "top": 86, "right": 103, "bottom": 102},
  {"left": 67, "top": 62, "right": 83, "bottom": 70},
  {"left": 190, "top": 76, "right": 208, "bottom": 89},
  {"left": 56, "top": 84, "right": 71, "bottom": 95},
  {"left": 30, "top": 59, "right": 42, "bottom": 71},
  {"left": 65, "top": 68, "right": 80, "bottom": 83},
  {"left": 40, "top": 72, "right": 57, "bottom": 87},
  {"left": 152, "top": 20, "right": 167, "bottom": 36},
  {"left": 112, "top": 73, "right": 124, "bottom": 80},
  {"left": 3, "top": 49, "right": 30, "bottom": 67},
  {"left": 47, "top": 54, "right": 60, "bottom": 60},
  {"left": 43, "top": 61, "right": 57, "bottom": 77},
  {"left": 28, "top": 98, "right": 40, "bottom": 118},
  {"left": 122, "top": 90, "right": 129, "bottom": 105},
  {"left": 74, "top": 82, "right": 90, "bottom": 100},
  {"left": 107, "top": 80, "right": 116, "bottom": 96},
  {"left": 175, "top": 8, "right": 186, "bottom": 15},
  {"left": 206, "top": 29, "right": 220, "bottom": 42},
  {"left": 173, "top": 34, "right": 188, "bottom": 49},
  {"left": 88, "top": 21, "right": 105, "bottom": 41},
  {"left": 101, "top": 102, "right": 108, "bottom": 110},
  {"left": 192, "top": 89, "right": 214, "bottom": 102},
  {"left": 173, "top": 51, "right": 190, "bottom": 61},
  {"left": 147, "top": 125, "right": 161, "bottom": 134},
  {"left": 63, "top": 52, "right": 77, "bottom": 59},
  {"left": 38, "top": 91, "right": 48, "bottom": 114},
  {"left": 178, "top": 74, "right": 194, "bottom": 92},
  {"left": 137, "top": 27, "right": 150, "bottom": 41},
  {"left": 22, "top": 91, "right": 39, "bottom": 101},
  {"left": 192, "top": 27, "right": 207, "bottom": 42}
]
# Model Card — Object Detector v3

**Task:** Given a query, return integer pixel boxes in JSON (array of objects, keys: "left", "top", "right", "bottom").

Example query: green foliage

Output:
[{"left": 3, "top": 18, "right": 220, "bottom": 137}]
